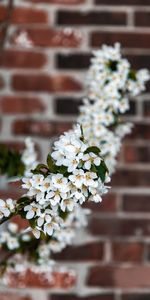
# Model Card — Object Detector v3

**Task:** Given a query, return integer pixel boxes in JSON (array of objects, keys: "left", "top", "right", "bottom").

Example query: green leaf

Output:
[
  {"left": 128, "top": 69, "right": 137, "bottom": 81},
  {"left": 47, "top": 154, "right": 57, "bottom": 173},
  {"left": 96, "top": 160, "right": 108, "bottom": 183},
  {"left": 84, "top": 146, "right": 101, "bottom": 155}
]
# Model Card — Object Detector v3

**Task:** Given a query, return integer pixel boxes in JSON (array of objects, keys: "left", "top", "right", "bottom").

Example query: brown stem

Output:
[{"left": 0, "top": 0, "right": 14, "bottom": 50}]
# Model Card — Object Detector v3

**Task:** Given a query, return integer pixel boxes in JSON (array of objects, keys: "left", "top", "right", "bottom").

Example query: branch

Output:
[{"left": 0, "top": 0, "right": 14, "bottom": 50}]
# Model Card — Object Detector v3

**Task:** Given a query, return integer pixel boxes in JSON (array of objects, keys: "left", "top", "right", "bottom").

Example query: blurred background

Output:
[{"left": 0, "top": 0, "right": 150, "bottom": 299}]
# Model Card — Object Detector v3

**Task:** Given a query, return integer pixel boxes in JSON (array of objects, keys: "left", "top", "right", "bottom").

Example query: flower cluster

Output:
[
  {"left": 21, "top": 125, "right": 109, "bottom": 239},
  {"left": 78, "top": 43, "right": 150, "bottom": 173},
  {"left": 21, "top": 137, "right": 38, "bottom": 177},
  {"left": 0, "top": 199, "right": 16, "bottom": 220}
]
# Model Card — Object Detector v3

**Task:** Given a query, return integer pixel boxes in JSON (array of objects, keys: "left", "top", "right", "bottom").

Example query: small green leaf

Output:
[
  {"left": 128, "top": 69, "right": 137, "bottom": 81},
  {"left": 85, "top": 146, "right": 101, "bottom": 155},
  {"left": 96, "top": 160, "right": 108, "bottom": 183},
  {"left": 47, "top": 154, "right": 57, "bottom": 173}
]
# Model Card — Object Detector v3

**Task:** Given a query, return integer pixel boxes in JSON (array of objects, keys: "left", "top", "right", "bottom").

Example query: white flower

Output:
[
  {"left": 69, "top": 169, "right": 85, "bottom": 188},
  {"left": 82, "top": 152, "right": 101, "bottom": 170},
  {"left": 37, "top": 210, "right": 52, "bottom": 227},
  {"left": 84, "top": 172, "right": 98, "bottom": 187},
  {"left": 52, "top": 174, "right": 69, "bottom": 192},
  {"left": 60, "top": 198, "right": 75, "bottom": 212},
  {"left": 0, "top": 199, "right": 15, "bottom": 219},
  {"left": 46, "top": 188, "right": 67, "bottom": 206},
  {"left": 24, "top": 202, "right": 40, "bottom": 219}
]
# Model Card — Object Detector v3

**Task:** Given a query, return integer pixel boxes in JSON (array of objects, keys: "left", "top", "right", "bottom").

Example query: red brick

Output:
[
  {"left": 122, "top": 195, "right": 150, "bottom": 212},
  {"left": 89, "top": 217, "right": 150, "bottom": 237},
  {"left": 0, "top": 6, "right": 48, "bottom": 24},
  {"left": 13, "top": 120, "right": 72, "bottom": 137},
  {"left": 91, "top": 31, "right": 150, "bottom": 49},
  {"left": 87, "top": 266, "right": 150, "bottom": 288},
  {"left": 112, "top": 242, "right": 144, "bottom": 262},
  {"left": 0, "top": 95, "right": 45, "bottom": 114},
  {"left": 95, "top": 0, "right": 150, "bottom": 4},
  {"left": 24, "top": 0, "right": 86, "bottom": 4},
  {"left": 5, "top": 269, "right": 76, "bottom": 289},
  {"left": 12, "top": 28, "right": 82, "bottom": 48},
  {"left": 112, "top": 169, "right": 150, "bottom": 187},
  {"left": 85, "top": 193, "right": 117, "bottom": 212},
  {"left": 0, "top": 50, "right": 46, "bottom": 68},
  {"left": 54, "top": 242, "right": 104, "bottom": 261},
  {"left": 57, "top": 11, "right": 126, "bottom": 26},
  {"left": 12, "top": 74, "right": 82, "bottom": 92},
  {"left": 51, "top": 295, "right": 115, "bottom": 300},
  {"left": 0, "top": 293, "right": 31, "bottom": 300},
  {"left": 126, "top": 54, "right": 150, "bottom": 69},
  {"left": 135, "top": 12, "right": 150, "bottom": 27},
  {"left": 123, "top": 144, "right": 150, "bottom": 163}
]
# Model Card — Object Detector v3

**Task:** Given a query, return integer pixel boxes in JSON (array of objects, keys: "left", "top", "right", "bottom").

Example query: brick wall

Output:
[{"left": 0, "top": 0, "right": 150, "bottom": 299}]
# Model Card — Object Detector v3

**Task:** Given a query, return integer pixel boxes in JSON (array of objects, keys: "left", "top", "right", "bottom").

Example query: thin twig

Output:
[{"left": 0, "top": 0, "right": 14, "bottom": 50}]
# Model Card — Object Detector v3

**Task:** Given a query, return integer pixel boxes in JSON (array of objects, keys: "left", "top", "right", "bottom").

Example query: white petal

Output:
[{"left": 26, "top": 210, "right": 35, "bottom": 219}]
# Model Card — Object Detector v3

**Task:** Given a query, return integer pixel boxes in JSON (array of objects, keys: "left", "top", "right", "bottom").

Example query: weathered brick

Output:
[
  {"left": 0, "top": 5, "right": 48, "bottom": 24},
  {"left": 12, "top": 28, "right": 82, "bottom": 48},
  {"left": 112, "top": 242, "right": 144, "bottom": 262},
  {"left": 12, "top": 74, "right": 82, "bottom": 92},
  {"left": 53, "top": 242, "right": 104, "bottom": 261},
  {"left": 0, "top": 95, "right": 45, "bottom": 114},
  {"left": 0, "top": 50, "right": 46, "bottom": 68},
  {"left": 91, "top": 31, "right": 150, "bottom": 49},
  {"left": 57, "top": 11, "right": 126, "bottom": 26},
  {"left": 122, "top": 195, "right": 150, "bottom": 212},
  {"left": 87, "top": 266, "right": 150, "bottom": 288},
  {"left": 0, "top": 293, "right": 31, "bottom": 300}
]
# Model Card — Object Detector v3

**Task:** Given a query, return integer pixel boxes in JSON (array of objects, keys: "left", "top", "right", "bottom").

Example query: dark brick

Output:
[
  {"left": 89, "top": 217, "right": 150, "bottom": 237},
  {"left": 56, "top": 53, "right": 91, "bottom": 69},
  {"left": 91, "top": 31, "right": 150, "bottom": 49},
  {"left": 122, "top": 195, "right": 150, "bottom": 212},
  {"left": 51, "top": 295, "right": 114, "bottom": 300},
  {"left": 135, "top": 12, "right": 150, "bottom": 27},
  {"left": 95, "top": 0, "right": 150, "bottom": 5},
  {"left": 57, "top": 11, "right": 126, "bottom": 26},
  {"left": 144, "top": 101, "right": 150, "bottom": 117},
  {"left": 124, "top": 144, "right": 150, "bottom": 163},
  {"left": 125, "top": 123, "right": 150, "bottom": 140},
  {"left": 122, "top": 294, "right": 150, "bottom": 300},
  {"left": 112, "top": 169, "right": 150, "bottom": 187},
  {"left": 126, "top": 54, "right": 150, "bottom": 69},
  {"left": 55, "top": 97, "right": 82, "bottom": 115},
  {"left": 53, "top": 242, "right": 104, "bottom": 261},
  {"left": 85, "top": 193, "right": 117, "bottom": 213}
]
